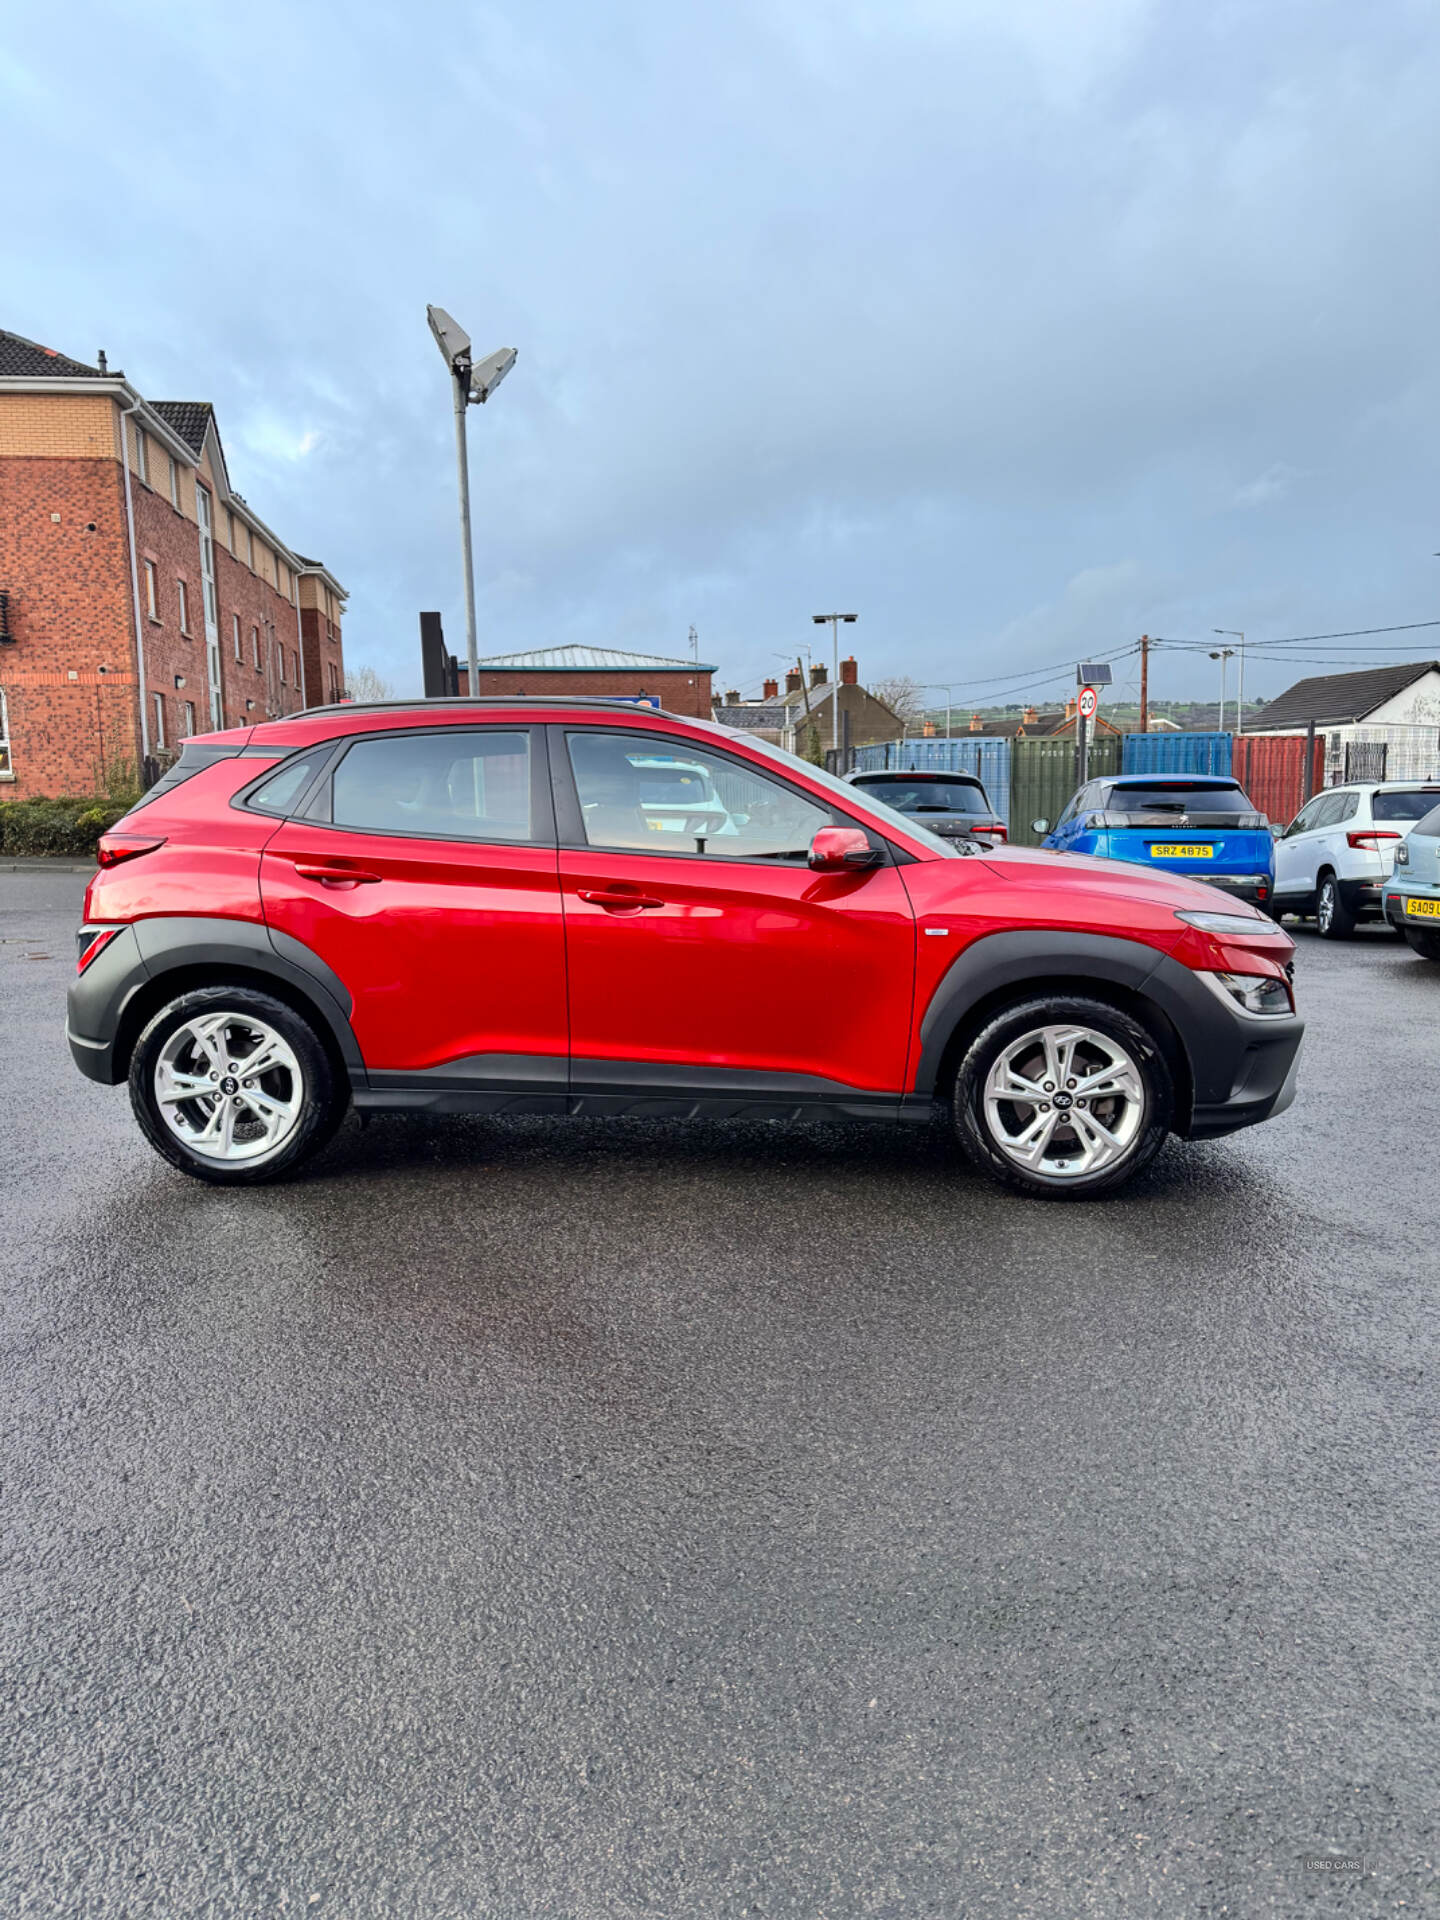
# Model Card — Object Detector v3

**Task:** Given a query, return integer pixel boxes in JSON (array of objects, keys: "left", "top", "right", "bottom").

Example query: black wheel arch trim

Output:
[{"left": 67, "top": 915, "right": 364, "bottom": 1085}]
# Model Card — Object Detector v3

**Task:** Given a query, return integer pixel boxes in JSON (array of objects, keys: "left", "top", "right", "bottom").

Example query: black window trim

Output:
[
  {"left": 548, "top": 723, "right": 898, "bottom": 868},
  {"left": 239, "top": 722, "right": 557, "bottom": 848}
]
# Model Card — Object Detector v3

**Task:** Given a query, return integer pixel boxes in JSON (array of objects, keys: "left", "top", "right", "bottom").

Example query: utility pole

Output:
[
  {"left": 1139, "top": 634, "right": 1151, "bottom": 733},
  {"left": 688, "top": 625, "right": 699, "bottom": 665}
]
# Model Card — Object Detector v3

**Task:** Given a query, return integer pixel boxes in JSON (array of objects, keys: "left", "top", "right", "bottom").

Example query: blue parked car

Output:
[
  {"left": 1036, "top": 773, "right": 1276, "bottom": 910},
  {"left": 1382, "top": 798, "right": 1440, "bottom": 961}
]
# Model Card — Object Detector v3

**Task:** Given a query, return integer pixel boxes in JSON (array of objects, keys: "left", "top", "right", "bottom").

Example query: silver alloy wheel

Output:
[
  {"left": 982, "top": 1022, "right": 1146, "bottom": 1180},
  {"left": 1317, "top": 879, "right": 1335, "bottom": 933},
  {"left": 153, "top": 1011, "right": 304, "bottom": 1163}
]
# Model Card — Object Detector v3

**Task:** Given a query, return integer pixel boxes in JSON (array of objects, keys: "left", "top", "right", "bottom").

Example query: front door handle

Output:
[
  {"left": 576, "top": 888, "right": 665, "bottom": 913},
  {"left": 293, "top": 863, "right": 382, "bottom": 888}
]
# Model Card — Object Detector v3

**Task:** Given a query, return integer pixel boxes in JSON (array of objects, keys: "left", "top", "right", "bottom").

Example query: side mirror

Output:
[
  {"left": 808, "top": 826, "right": 881, "bottom": 872},
  {"left": 1032, "top": 817, "right": 1049, "bottom": 834}
]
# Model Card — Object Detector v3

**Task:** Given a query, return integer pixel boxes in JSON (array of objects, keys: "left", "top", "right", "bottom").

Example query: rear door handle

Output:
[
  {"left": 293, "top": 863, "right": 382, "bottom": 888},
  {"left": 576, "top": 888, "right": 664, "bottom": 912}
]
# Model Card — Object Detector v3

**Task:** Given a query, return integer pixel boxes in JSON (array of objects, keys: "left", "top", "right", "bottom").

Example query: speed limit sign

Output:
[{"left": 1078, "top": 685, "right": 1098, "bottom": 720}]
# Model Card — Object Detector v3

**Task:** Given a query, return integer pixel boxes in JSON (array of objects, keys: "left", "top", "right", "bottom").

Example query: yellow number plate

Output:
[
  {"left": 1405, "top": 896, "right": 1440, "bottom": 918},
  {"left": 1151, "top": 843, "right": 1214, "bottom": 858}
]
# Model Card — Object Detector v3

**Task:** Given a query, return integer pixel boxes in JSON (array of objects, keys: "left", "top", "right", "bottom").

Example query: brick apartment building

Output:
[
  {"left": 0, "top": 327, "right": 346, "bottom": 799},
  {"left": 458, "top": 644, "right": 716, "bottom": 718}
]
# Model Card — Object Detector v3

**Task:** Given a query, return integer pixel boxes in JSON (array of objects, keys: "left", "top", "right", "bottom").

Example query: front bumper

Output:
[{"left": 1138, "top": 951, "right": 1304, "bottom": 1140}]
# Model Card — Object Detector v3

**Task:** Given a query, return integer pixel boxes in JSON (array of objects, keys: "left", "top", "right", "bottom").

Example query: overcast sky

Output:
[{"left": 6, "top": 0, "right": 1439, "bottom": 710}]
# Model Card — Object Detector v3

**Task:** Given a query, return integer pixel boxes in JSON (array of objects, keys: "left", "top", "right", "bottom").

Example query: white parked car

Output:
[{"left": 1272, "top": 781, "right": 1440, "bottom": 936}]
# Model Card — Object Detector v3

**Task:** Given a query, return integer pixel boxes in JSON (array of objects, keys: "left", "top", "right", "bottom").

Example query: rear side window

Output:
[
  {"left": 327, "top": 730, "right": 532, "bottom": 842},
  {"left": 246, "top": 748, "right": 334, "bottom": 817},
  {"left": 1372, "top": 789, "right": 1440, "bottom": 822}
]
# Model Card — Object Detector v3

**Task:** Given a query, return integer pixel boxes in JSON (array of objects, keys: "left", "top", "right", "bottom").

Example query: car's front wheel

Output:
[
  {"left": 954, "top": 996, "right": 1174, "bottom": 1199},
  {"left": 129, "top": 985, "right": 346, "bottom": 1184},
  {"left": 1315, "top": 871, "right": 1356, "bottom": 939}
]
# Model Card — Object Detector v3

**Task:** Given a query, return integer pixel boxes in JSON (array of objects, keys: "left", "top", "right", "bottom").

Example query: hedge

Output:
[{"left": 0, "top": 795, "right": 138, "bottom": 858}]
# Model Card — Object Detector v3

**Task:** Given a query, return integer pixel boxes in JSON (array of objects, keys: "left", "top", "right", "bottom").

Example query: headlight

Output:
[
  {"left": 1198, "top": 969, "right": 1294, "bottom": 1017},
  {"left": 1175, "top": 908, "right": 1283, "bottom": 936}
]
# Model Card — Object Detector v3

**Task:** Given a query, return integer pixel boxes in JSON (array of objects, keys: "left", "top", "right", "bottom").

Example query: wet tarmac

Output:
[{"left": 2, "top": 868, "right": 1436, "bottom": 1915}]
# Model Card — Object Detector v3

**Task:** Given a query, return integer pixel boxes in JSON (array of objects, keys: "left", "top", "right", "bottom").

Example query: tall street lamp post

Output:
[
  {"left": 1213, "top": 629, "right": 1245, "bottom": 732},
  {"left": 426, "top": 306, "right": 517, "bottom": 699},
  {"left": 812, "top": 613, "right": 857, "bottom": 759},
  {"left": 1208, "top": 647, "right": 1236, "bottom": 732}
]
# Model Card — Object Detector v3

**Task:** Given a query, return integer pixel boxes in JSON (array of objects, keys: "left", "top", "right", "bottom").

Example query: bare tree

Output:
[
  {"left": 344, "top": 664, "right": 396, "bottom": 703},
  {"left": 869, "top": 675, "right": 925, "bottom": 727}
]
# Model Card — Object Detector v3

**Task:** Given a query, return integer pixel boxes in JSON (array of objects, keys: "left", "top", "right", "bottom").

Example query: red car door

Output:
[
  {"left": 259, "top": 725, "right": 567, "bottom": 1089},
  {"left": 553, "top": 726, "right": 916, "bottom": 1106}
]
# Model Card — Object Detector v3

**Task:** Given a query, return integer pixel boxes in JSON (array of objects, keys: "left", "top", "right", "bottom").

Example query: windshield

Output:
[
  {"left": 724, "top": 730, "right": 961, "bottom": 856},
  {"left": 856, "top": 778, "right": 990, "bottom": 813},
  {"left": 1373, "top": 788, "right": 1440, "bottom": 822}
]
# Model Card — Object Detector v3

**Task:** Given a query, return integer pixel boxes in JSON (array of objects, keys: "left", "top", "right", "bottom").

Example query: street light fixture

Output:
[
  {"left": 812, "top": 613, "right": 857, "bottom": 758},
  {"left": 1208, "top": 647, "right": 1236, "bottom": 732},
  {"left": 1213, "top": 629, "right": 1245, "bottom": 732},
  {"left": 427, "top": 305, "right": 518, "bottom": 701},
  {"left": 923, "top": 683, "right": 964, "bottom": 742}
]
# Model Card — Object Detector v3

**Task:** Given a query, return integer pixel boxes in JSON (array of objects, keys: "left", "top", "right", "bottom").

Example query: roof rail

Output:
[{"left": 268, "top": 696, "right": 691, "bottom": 722}]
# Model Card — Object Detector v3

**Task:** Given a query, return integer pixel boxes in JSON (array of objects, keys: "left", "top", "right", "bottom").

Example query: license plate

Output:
[
  {"left": 1150, "top": 843, "right": 1214, "bottom": 858},
  {"left": 1405, "top": 896, "right": 1440, "bottom": 918}
]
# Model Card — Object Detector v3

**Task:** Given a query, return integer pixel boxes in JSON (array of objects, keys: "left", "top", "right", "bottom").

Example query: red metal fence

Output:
[{"left": 1232, "top": 733, "right": 1325, "bottom": 828}]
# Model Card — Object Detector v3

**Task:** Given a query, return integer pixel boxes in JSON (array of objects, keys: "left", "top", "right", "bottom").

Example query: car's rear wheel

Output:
[
  {"left": 129, "top": 985, "right": 346, "bottom": 1184},
  {"left": 1404, "top": 928, "right": 1440, "bottom": 963},
  {"left": 1315, "top": 871, "right": 1355, "bottom": 939},
  {"left": 954, "top": 996, "right": 1173, "bottom": 1199}
]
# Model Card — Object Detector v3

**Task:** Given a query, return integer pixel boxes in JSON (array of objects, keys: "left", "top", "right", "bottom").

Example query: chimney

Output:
[
  {"left": 840, "top": 655, "right": 858, "bottom": 686},
  {"left": 969, "top": 712, "right": 983, "bottom": 733},
  {"left": 922, "top": 721, "right": 935, "bottom": 737},
  {"left": 762, "top": 677, "right": 778, "bottom": 700},
  {"left": 725, "top": 688, "right": 740, "bottom": 705},
  {"left": 97, "top": 349, "right": 108, "bottom": 374},
  {"left": 810, "top": 663, "right": 827, "bottom": 687},
  {"left": 1022, "top": 705, "right": 1038, "bottom": 724},
  {"left": 1063, "top": 695, "right": 1076, "bottom": 719},
  {"left": 785, "top": 667, "right": 803, "bottom": 694}
]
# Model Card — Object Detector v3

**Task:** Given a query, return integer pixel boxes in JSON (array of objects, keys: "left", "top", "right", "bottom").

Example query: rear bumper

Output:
[
  {"left": 1383, "top": 887, "right": 1440, "bottom": 931},
  {"left": 1340, "top": 877, "right": 1387, "bottom": 918}
]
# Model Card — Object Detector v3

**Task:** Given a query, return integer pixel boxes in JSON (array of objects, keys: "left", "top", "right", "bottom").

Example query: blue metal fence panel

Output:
[
  {"left": 848, "top": 737, "right": 1012, "bottom": 824},
  {"left": 1121, "top": 731, "right": 1233, "bottom": 778}
]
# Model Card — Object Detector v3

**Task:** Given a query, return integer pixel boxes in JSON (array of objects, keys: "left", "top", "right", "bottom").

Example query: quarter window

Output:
[
  {"left": 327, "top": 730, "right": 533, "bottom": 842},
  {"left": 247, "top": 748, "right": 332, "bottom": 817},
  {"left": 566, "top": 731, "right": 830, "bottom": 859}
]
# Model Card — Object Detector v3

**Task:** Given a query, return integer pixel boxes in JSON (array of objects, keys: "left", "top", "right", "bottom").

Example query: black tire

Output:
[
  {"left": 1404, "top": 928, "right": 1440, "bottom": 963},
  {"left": 1315, "top": 871, "right": 1355, "bottom": 939},
  {"left": 129, "top": 984, "right": 347, "bottom": 1184},
  {"left": 953, "top": 995, "right": 1174, "bottom": 1200}
]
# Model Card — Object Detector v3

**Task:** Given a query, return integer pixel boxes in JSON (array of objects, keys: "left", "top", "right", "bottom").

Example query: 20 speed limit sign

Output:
[{"left": 1078, "top": 685, "right": 1098, "bottom": 720}]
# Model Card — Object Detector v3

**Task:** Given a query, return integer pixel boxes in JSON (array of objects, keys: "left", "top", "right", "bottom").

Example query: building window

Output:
[
  {"left": 143, "top": 560, "right": 159, "bottom": 619},
  {"left": 278, "top": 641, "right": 287, "bottom": 685},
  {"left": 169, "top": 456, "right": 180, "bottom": 509},
  {"left": 133, "top": 425, "right": 148, "bottom": 485},
  {"left": 227, "top": 509, "right": 236, "bottom": 552},
  {"left": 246, "top": 528, "right": 254, "bottom": 569},
  {"left": 252, "top": 626, "right": 261, "bottom": 671},
  {"left": 0, "top": 688, "right": 11, "bottom": 776},
  {"left": 180, "top": 700, "right": 196, "bottom": 738},
  {"left": 177, "top": 579, "right": 191, "bottom": 634},
  {"left": 233, "top": 613, "right": 242, "bottom": 662},
  {"left": 152, "top": 692, "right": 166, "bottom": 750},
  {"left": 196, "top": 486, "right": 218, "bottom": 636}
]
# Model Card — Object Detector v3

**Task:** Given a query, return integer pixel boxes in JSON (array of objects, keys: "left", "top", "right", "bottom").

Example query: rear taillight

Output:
[
  {"left": 988, "top": 823, "right": 1008, "bottom": 840},
  {"left": 96, "top": 833, "right": 166, "bottom": 868},
  {"left": 76, "top": 926, "right": 122, "bottom": 974},
  {"left": 1347, "top": 831, "right": 1401, "bottom": 850}
]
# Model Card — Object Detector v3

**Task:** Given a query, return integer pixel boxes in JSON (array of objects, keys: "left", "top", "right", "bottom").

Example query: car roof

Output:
[
  {"left": 850, "top": 768, "right": 984, "bottom": 785},
  {"left": 1106, "top": 773, "right": 1238, "bottom": 786}
]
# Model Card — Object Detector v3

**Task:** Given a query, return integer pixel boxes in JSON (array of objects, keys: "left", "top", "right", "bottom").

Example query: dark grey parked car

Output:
[{"left": 843, "top": 769, "right": 1007, "bottom": 843}]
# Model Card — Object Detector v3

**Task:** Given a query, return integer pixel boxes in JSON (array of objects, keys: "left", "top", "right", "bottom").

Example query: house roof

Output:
[
  {"left": 474, "top": 644, "right": 717, "bottom": 673},
  {"left": 149, "top": 400, "right": 213, "bottom": 456},
  {"left": 0, "top": 327, "right": 105, "bottom": 379},
  {"left": 1259, "top": 662, "right": 1440, "bottom": 729},
  {"left": 713, "top": 703, "right": 787, "bottom": 729}
]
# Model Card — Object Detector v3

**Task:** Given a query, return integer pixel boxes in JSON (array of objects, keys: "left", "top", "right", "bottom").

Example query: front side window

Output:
[
  {"left": 1285, "top": 795, "right": 1328, "bottom": 836},
  {"left": 567, "top": 731, "right": 830, "bottom": 859},
  {"left": 327, "top": 730, "right": 533, "bottom": 843}
]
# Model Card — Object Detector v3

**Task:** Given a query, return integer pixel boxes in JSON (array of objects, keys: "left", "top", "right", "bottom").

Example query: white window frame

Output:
[
  {"left": 180, "top": 700, "right": 196, "bottom": 738},
  {"left": 152, "top": 691, "right": 166, "bottom": 750},
  {"left": 134, "top": 425, "right": 148, "bottom": 486},
  {"left": 252, "top": 626, "right": 261, "bottom": 671},
  {"left": 169, "top": 455, "right": 180, "bottom": 510},
  {"left": 177, "top": 578, "right": 190, "bottom": 634},
  {"left": 143, "top": 559, "right": 158, "bottom": 619},
  {"left": 233, "top": 612, "right": 242, "bottom": 662},
  {"left": 278, "top": 639, "right": 287, "bottom": 685}
]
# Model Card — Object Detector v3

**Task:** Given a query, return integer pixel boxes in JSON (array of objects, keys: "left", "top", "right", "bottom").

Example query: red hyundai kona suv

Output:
[{"left": 67, "top": 698, "right": 1303, "bottom": 1198}]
